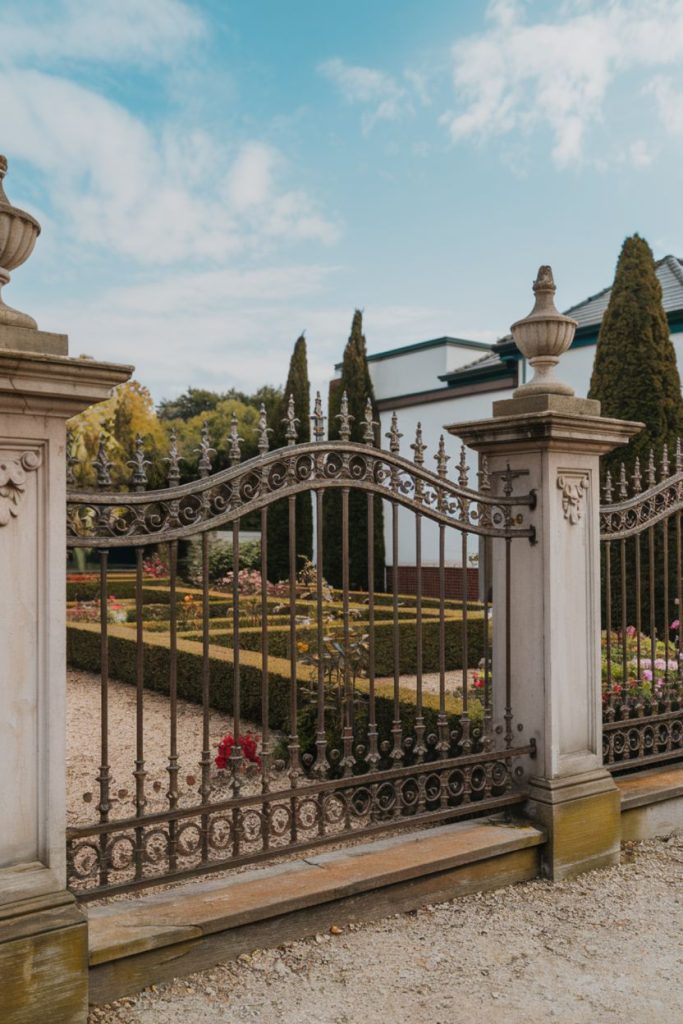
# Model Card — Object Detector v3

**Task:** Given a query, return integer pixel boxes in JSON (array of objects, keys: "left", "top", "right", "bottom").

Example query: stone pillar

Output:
[
  {"left": 0, "top": 154, "right": 132, "bottom": 1024},
  {"left": 451, "top": 267, "right": 641, "bottom": 880}
]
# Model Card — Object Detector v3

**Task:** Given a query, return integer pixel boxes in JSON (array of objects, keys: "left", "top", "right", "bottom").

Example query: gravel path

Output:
[
  {"left": 88, "top": 835, "right": 683, "bottom": 1023},
  {"left": 67, "top": 671, "right": 264, "bottom": 825}
]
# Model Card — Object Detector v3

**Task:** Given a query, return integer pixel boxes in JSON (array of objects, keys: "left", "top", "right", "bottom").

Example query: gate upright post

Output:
[
  {"left": 452, "top": 266, "right": 641, "bottom": 879},
  {"left": 0, "top": 156, "right": 132, "bottom": 1023}
]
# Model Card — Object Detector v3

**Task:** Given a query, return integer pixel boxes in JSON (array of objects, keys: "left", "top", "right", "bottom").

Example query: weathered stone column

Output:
[
  {"left": 0, "top": 157, "right": 132, "bottom": 1023},
  {"left": 451, "top": 267, "right": 641, "bottom": 880}
]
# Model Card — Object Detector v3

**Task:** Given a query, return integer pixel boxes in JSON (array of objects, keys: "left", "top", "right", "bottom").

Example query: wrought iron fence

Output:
[
  {"left": 65, "top": 393, "right": 536, "bottom": 900},
  {"left": 601, "top": 444, "right": 683, "bottom": 772}
]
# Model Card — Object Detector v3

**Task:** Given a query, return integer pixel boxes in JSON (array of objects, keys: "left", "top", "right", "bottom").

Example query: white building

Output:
[{"left": 337, "top": 256, "right": 683, "bottom": 596}]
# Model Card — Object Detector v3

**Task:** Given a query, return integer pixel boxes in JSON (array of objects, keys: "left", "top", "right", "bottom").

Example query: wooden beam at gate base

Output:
[{"left": 87, "top": 817, "right": 544, "bottom": 1005}]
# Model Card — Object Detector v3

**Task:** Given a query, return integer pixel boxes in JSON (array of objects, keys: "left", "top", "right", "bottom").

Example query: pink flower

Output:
[
  {"left": 671, "top": 620, "right": 680, "bottom": 631},
  {"left": 626, "top": 625, "right": 637, "bottom": 638}
]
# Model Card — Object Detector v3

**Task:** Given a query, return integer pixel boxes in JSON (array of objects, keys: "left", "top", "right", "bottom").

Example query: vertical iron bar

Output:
[
  {"left": 134, "top": 549, "right": 146, "bottom": 879},
  {"left": 461, "top": 532, "right": 470, "bottom": 753},
  {"left": 649, "top": 525, "right": 656, "bottom": 686},
  {"left": 341, "top": 488, "right": 354, "bottom": 776},
  {"left": 415, "top": 513, "right": 425, "bottom": 763},
  {"left": 167, "top": 540, "right": 179, "bottom": 872},
  {"left": 314, "top": 491, "right": 328, "bottom": 777},
  {"left": 504, "top": 537, "right": 513, "bottom": 749},
  {"left": 367, "top": 494, "right": 378, "bottom": 770},
  {"left": 391, "top": 500, "right": 403, "bottom": 765},
  {"left": 635, "top": 536, "right": 642, "bottom": 679},
  {"left": 260, "top": 507, "right": 271, "bottom": 851},
  {"left": 437, "top": 524, "right": 448, "bottom": 760},
  {"left": 288, "top": 495, "right": 300, "bottom": 840},
  {"left": 620, "top": 539, "right": 627, "bottom": 685},
  {"left": 677, "top": 511, "right": 682, "bottom": 675},
  {"left": 98, "top": 550, "right": 110, "bottom": 887},
  {"left": 482, "top": 537, "right": 492, "bottom": 750},
  {"left": 663, "top": 518, "right": 670, "bottom": 700},
  {"left": 605, "top": 542, "right": 612, "bottom": 691},
  {"left": 200, "top": 532, "right": 211, "bottom": 863}
]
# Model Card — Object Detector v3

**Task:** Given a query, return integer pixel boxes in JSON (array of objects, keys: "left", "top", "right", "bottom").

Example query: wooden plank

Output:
[{"left": 89, "top": 845, "right": 539, "bottom": 1005}]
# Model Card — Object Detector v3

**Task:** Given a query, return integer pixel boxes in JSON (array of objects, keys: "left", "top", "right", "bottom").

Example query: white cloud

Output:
[
  {"left": 319, "top": 58, "right": 408, "bottom": 131},
  {"left": 0, "top": 0, "right": 205, "bottom": 67},
  {"left": 0, "top": 70, "right": 339, "bottom": 264},
  {"left": 443, "top": 0, "right": 683, "bottom": 166},
  {"left": 628, "top": 139, "right": 653, "bottom": 167}
]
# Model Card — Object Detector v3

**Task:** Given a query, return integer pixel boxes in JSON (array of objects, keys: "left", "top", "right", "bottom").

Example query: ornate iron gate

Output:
[
  {"left": 66, "top": 395, "right": 535, "bottom": 899},
  {"left": 601, "top": 445, "right": 683, "bottom": 771}
]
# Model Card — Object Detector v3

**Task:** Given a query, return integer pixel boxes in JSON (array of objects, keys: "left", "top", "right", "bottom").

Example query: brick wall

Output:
[{"left": 385, "top": 565, "right": 480, "bottom": 601}]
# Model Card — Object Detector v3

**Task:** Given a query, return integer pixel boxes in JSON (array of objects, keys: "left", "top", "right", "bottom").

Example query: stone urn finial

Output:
[
  {"left": 0, "top": 155, "right": 41, "bottom": 330},
  {"left": 510, "top": 265, "right": 577, "bottom": 397}
]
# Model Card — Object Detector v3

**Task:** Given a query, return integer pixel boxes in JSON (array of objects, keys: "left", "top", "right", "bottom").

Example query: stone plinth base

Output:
[
  {"left": 492, "top": 392, "right": 601, "bottom": 418},
  {"left": 525, "top": 770, "right": 621, "bottom": 880},
  {"left": 0, "top": 865, "right": 88, "bottom": 1023},
  {"left": 0, "top": 324, "right": 68, "bottom": 356}
]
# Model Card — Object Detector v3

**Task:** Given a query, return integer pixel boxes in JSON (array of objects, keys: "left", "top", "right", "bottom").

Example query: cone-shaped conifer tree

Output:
[
  {"left": 267, "top": 335, "right": 312, "bottom": 580},
  {"left": 324, "top": 311, "right": 385, "bottom": 590}
]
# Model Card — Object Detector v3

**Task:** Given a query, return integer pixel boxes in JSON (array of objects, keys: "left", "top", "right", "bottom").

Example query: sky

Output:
[{"left": 3, "top": 0, "right": 683, "bottom": 404}]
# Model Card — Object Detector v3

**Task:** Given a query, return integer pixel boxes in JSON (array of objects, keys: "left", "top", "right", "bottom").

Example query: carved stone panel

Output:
[
  {"left": 557, "top": 470, "right": 590, "bottom": 525},
  {"left": 0, "top": 449, "right": 42, "bottom": 526}
]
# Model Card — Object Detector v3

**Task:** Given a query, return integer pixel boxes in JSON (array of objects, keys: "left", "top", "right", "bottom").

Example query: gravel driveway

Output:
[{"left": 88, "top": 834, "right": 683, "bottom": 1024}]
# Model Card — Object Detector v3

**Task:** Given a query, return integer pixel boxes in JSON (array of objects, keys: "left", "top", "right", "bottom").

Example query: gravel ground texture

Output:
[{"left": 88, "top": 834, "right": 683, "bottom": 1024}]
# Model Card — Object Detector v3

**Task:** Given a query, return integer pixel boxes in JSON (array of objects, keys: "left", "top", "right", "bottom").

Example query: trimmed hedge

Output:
[
  {"left": 179, "top": 614, "right": 486, "bottom": 676},
  {"left": 66, "top": 623, "right": 477, "bottom": 762}
]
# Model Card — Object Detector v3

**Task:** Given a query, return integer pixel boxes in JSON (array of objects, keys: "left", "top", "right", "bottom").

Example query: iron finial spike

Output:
[
  {"left": 458, "top": 444, "right": 469, "bottom": 488},
  {"left": 618, "top": 462, "right": 628, "bottom": 500},
  {"left": 228, "top": 413, "right": 243, "bottom": 465},
  {"left": 661, "top": 443, "right": 670, "bottom": 481},
  {"left": 410, "top": 422, "right": 426, "bottom": 467},
  {"left": 647, "top": 448, "right": 656, "bottom": 488},
  {"left": 257, "top": 402, "right": 272, "bottom": 456},
  {"left": 128, "top": 434, "right": 150, "bottom": 492},
  {"left": 93, "top": 432, "right": 112, "bottom": 490},
  {"left": 632, "top": 457, "right": 642, "bottom": 494},
  {"left": 311, "top": 391, "right": 326, "bottom": 441},
  {"left": 164, "top": 428, "right": 182, "bottom": 487},
  {"left": 603, "top": 469, "right": 613, "bottom": 503},
  {"left": 478, "top": 454, "right": 491, "bottom": 492},
  {"left": 283, "top": 393, "right": 299, "bottom": 446},
  {"left": 195, "top": 420, "right": 216, "bottom": 478},
  {"left": 502, "top": 463, "right": 514, "bottom": 498},
  {"left": 386, "top": 411, "right": 402, "bottom": 453},
  {"left": 66, "top": 428, "right": 78, "bottom": 488},
  {"left": 435, "top": 435, "right": 450, "bottom": 479},
  {"left": 337, "top": 389, "right": 353, "bottom": 442},
  {"left": 362, "top": 397, "right": 377, "bottom": 446}
]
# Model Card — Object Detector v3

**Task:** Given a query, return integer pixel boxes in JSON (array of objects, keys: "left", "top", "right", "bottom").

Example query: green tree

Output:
[
  {"left": 68, "top": 380, "right": 167, "bottom": 488},
  {"left": 323, "top": 311, "right": 385, "bottom": 590},
  {"left": 267, "top": 335, "right": 313, "bottom": 580},
  {"left": 589, "top": 234, "right": 683, "bottom": 479},
  {"left": 589, "top": 234, "right": 683, "bottom": 638}
]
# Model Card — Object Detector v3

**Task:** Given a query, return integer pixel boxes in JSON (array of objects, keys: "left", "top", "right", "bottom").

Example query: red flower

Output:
[{"left": 215, "top": 732, "right": 261, "bottom": 769}]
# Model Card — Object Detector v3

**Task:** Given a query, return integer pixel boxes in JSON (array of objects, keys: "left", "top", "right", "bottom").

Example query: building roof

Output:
[
  {"left": 334, "top": 335, "right": 491, "bottom": 372},
  {"left": 441, "top": 254, "right": 683, "bottom": 387}
]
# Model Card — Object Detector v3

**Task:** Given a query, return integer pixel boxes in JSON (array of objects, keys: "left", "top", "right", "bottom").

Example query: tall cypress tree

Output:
[
  {"left": 267, "top": 335, "right": 312, "bottom": 580},
  {"left": 589, "top": 234, "right": 683, "bottom": 634},
  {"left": 323, "top": 311, "right": 385, "bottom": 590},
  {"left": 589, "top": 234, "right": 683, "bottom": 479}
]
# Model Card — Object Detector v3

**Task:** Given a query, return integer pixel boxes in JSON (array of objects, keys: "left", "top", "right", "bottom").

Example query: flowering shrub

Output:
[
  {"left": 215, "top": 732, "right": 261, "bottom": 769},
  {"left": 602, "top": 623, "right": 683, "bottom": 705},
  {"left": 67, "top": 594, "right": 127, "bottom": 624},
  {"left": 143, "top": 554, "right": 168, "bottom": 579}
]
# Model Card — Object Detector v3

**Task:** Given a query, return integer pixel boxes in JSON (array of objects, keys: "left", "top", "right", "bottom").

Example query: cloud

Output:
[
  {"left": 443, "top": 0, "right": 683, "bottom": 166},
  {"left": 318, "top": 58, "right": 427, "bottom": 132},
  {"left": 0, "top": 0, "right": 205, "bottom": 67},
  {"left": 0, "top": 69, "right": 339, "bottom": 264}
]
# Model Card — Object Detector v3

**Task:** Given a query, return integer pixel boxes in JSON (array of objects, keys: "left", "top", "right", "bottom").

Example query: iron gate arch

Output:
[{"left": 66, "top": 395, "right": 536, "bottom": 899}]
